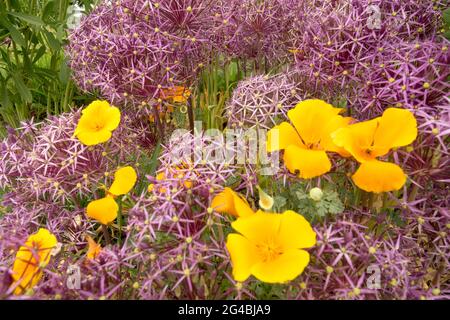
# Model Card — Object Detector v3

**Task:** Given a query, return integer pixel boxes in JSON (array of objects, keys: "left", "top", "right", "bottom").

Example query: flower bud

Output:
[{"left": 309, "top": 187, "right": 323, "bottom": 201}]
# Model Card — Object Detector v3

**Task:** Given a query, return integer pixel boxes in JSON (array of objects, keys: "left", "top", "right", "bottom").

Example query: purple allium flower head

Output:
[
  {"left": 293, "top": 212, "right": 420, "bottom": 300},
  {"left": 291, "top": 0, "right": 446, "bottom": 105},
  {"left": 67, "top": 0, "right": 215, "bottom": 106},
  {"left": 211, "top": 0, "right": 294, "bottom": 66},
  {"left": 355, "top": 39, "right": 450, "bottom": 120},
  {"left": 128, "top": 131, "right": 255, "bottom": 298},
  {"left": 224, "top": 72, "right": 303, "bottom": 130}
]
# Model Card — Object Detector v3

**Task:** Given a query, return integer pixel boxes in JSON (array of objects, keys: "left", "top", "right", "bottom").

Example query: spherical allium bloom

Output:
[
  {"left": 67, "top": 0, "right": 215, "bottom": 106},
  {"left": 0, "top": 109, "right": 145, "bottom": 206},
  {"left": 354, "top": 39, "right": 450, "bottom": 121},
  {"left": 128, "top": 131, "right": 256, "bottom": 298},
  {"left": 211, "top": 0, "right": 293, "bottom": 65},
  {"left": 291, "top": 0, "right": 446, "bottom": 103},
  {"left": 291, "top": 212, "right": 415, "bottom": 300},
  {"left": 225, "top": 73, "right": 303, "bottom": 130}
]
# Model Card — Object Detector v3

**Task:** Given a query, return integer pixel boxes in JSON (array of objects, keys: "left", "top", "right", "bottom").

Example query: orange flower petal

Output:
[
  {"left": 352, "top": 160, "right": 407, "bottom": 193},
  {"left": 86, "top": 196, "right": 118, "bottom": 225},
  {"left": 287, "top": 99, "right": 342, "bottom": 146},
  {"left": 374, "top": 108, "right": 418, "bottom": 151},
  {"left": 108, "top": 166, "right": 137, "bottom": 196},
  {"left": 11, "top": 228, "right": 57, "bottom": 295},
  {"left": 278, "top": 210, "right": 317, "bottom": 250},
  {"left": 86, "top": 236, "right": 102, "bottom": 260},
  {"left": 332, "top": 118, "right": 383, "bottom": 162},
  {"left": 283, "top": 145, "right": 331, "bottom": 179},
  {"left": 211, "top": 187, "right": 254, "bottom": 217},
  {"left": 251, "top": 249, "right": 310, "bottom": 284},
  {"left": 226, "top": 234, "right": 261, "bottom": 282},
  {"left": 266, "top": 122, "right": 304, "bottom": 152}
]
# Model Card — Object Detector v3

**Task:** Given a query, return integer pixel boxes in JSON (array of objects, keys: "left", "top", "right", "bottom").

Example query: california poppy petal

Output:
[
  {"left": 251, "top": 249, "right": 310, "bottom": 283},
  {"left": 86, "top": 196, "right": 118, "bottom": 224},
  {"left": 211, "top": 187, "right": 254, "bottom": 217},
  {"left": 278, "top": 210, "right": 316, "bottom": 250},
  {"left": 211, "top": 187, "right": 237, "bottom": 216},
  {"left": 266, "top": 122, "right": 303, "bottom": 152},
  {"left": 231, "top": 211, "right": 281, "bottom": 244},
  {"left": 283, "top": 145, "right": 331, "bottom": 179},
  {"left": 226, "top": 234, "right": 261, "bottom": 282},
  {"left": 103, "top": 105, "right": 121, "bottom": 131},
  {"left": 320, "top": 116, "right": 353, "bottom": 156},
  {"left": 374, "top": 108, "right": 417, "bottom": 151},
  {"left": 76, "top": 129, "right": 112, "bottom": 146},
  {"left": 108, "top": 166, "right": 137, "bottom": 196},
  {"left": 86, "top": 236, "right": 102, "bottom": 260},
  {"left": 352, "top": 160, "right": 407, "bottom": 193},
  {"left": 287, "top": 99, "right": 341, "bottom": 145},
  {"left": 332, "top": 118, "right": 381, "bottom": 162},
  {"left": 74, "top": 100, "right": 121, "bottom": 146},
  {"left": 11, "top": 229, "right": 57, "bottom": 295}
]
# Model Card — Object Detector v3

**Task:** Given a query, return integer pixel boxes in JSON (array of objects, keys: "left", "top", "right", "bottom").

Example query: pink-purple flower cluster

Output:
[
  {"left": 67, "top": 0, "right": 214, "bottom": 106},
  {"left": 225, "top": 73, "right": 303, "bottom": 130}
]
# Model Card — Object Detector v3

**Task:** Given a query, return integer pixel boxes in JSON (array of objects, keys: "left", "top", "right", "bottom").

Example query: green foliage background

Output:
[{"left": 0, "top": 0, "right": 100, "bottom": 137}]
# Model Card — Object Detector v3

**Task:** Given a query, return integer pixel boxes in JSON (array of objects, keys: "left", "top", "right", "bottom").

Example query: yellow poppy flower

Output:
[
  {"left": 108, "top": 166, "right": 138, "bottom": 196},
  {"left": 11, "top": 228, "right": 57, "bottom": 295},
  {"left": 332, "top": 108, "right": 417, "bottom": 193},
  {"left": 86, "top": 195, "right": 118, "bottom": 225},
  {"left": 211, "top": 187, "right": 255, "bottom": 218},
  {"left": 74, "top": 100, "right": 121, "bottom": 146},
  {"left": 86, "top": 235, "right": 102, "bottom": 260},
  {"left": 160, "top": 86, "right": 191, "bottom": 104},
  {"left": 267, "top": 99, "right": 351, "bottom": 179},
  {"left": 226, "top": 210, "right": 316, "bottom": 283},
  {"left": 86, "top": 166, "right": 137, "bottom": 224}
]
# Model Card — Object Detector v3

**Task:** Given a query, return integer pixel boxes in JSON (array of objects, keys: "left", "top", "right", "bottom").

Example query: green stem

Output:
[{"left": 117, "top": 198, "right": 123, "bottom": 246}]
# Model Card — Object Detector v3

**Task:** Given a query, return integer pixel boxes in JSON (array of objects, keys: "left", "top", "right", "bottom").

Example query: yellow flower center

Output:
[
  {"left": 257, "top": 239, "right": 283, "bottom": 262},
  {"left": 91, "top": 120, "right": 105, "bottom": 132}
]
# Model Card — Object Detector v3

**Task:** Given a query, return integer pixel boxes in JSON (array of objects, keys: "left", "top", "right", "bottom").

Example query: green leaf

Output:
[
  {"left": 42, "top": 0, "right": 56, "bottom": 23},
  {"left": 0, "top": 78, "right": 12, "bottom": 108},
  {"left": 148, "top": 142, "right": 162, "bottom": 176},
  {"left": 42, "top": 29, "right": 60, "bottom": 51},
  {"left": 7, "top": 12, "right": 44, "bottom": 27},
  {"left": 0, "top": 47, "right": 11, "bottom": 66},
  {"left": 0, "top": 15, "right": 26, "bottom": 46},
  {"left": 32, "top": 45, "right": 46, "bottom": 63},
  {"left": 58, "top": 58, "right": 71, "bottom": 84},
  {"left": 444, "top": 30, "right": 450, "bottom": 41},
  {"left": 12, "top": 73, "right": 32, "bottom": 103},
  {"left": 443, "top": 8, "right": 450, "bottom": 26}
]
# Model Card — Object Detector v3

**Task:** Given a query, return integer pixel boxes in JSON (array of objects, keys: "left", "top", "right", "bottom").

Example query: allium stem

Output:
[
  {"left": 152, "top": 104, "right": 165, "bottom": 139},
  {"left": 102, "top": 224, "right": 111, "bottom": 245},
  {"left": 408, "top": 184, "right": 419, "bottom": 202},
  {"left": 187, "top": 97, "right": 195, "bottom": 134}
]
